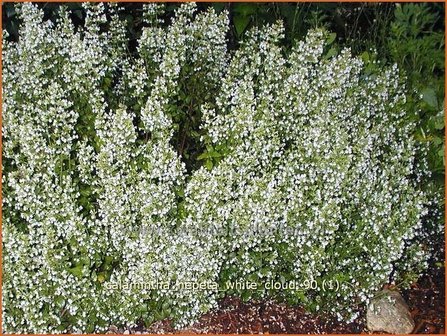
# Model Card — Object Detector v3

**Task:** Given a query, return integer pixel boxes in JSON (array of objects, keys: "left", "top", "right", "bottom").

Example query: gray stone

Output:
[
  {"left": 367, "top": 289, "right": 415, "bottom": 334},
  {"left": 108, "top": 325, "right": 118, "bottom": 333}
]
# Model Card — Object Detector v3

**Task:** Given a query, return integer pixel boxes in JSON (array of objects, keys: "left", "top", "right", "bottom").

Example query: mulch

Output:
[
  {"left": 401, "top": 264, "right": 445, "bottom": 334},
  {"left": 178, "top": 297, "right": 366, "bottom": 334},
  {"left": 113, "top": 264, "right": 444, "bottom": 334}
]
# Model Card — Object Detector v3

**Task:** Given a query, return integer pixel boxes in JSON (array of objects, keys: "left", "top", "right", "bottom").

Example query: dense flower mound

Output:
[
  {"left": 2, "top": 3, "right": 439, "bottom": 333},
  {"left": 185, "top": 25, "right": 434, "bottom": 321}
]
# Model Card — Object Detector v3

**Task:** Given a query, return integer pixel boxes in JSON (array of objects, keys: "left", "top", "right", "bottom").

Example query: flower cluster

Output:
[
  {"left": 185, "top": 26, "right": 437, "bottom": 321},
  {"left": 2, "top": 3, "right": 440, "bottom": 333}
]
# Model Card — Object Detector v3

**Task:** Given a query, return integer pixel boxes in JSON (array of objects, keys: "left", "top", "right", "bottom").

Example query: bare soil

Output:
[{"left": 111, "top": 264, "right": 444, "bottom": 334}]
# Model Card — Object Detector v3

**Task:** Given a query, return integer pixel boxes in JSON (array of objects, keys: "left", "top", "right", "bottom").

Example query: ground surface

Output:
[
  {"left": 401, "top": 264, "right": 445, "bottom": 333},
  {"left": 109, "top": 264, "right": 444, "bottom": 334}
]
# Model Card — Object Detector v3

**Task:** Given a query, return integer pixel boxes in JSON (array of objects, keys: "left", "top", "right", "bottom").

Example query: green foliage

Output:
[
  {"left": 390, "top": 3, "right": 444, "bottom": 82},
  {"left": 387, "top": 4, "right": 444, "bottom": 177}
]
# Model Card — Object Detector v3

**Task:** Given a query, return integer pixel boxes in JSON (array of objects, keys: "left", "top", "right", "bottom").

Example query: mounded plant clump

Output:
[{"left": 2, "top": 3, "right": 441, "bottom": 333}]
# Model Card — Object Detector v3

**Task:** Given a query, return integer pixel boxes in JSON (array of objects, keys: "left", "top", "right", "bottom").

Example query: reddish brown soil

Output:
[
  {"left": 402, "top": 265, "right": 445, "bottom": 334},
  {"left": 179, "top": 297, "right": 366, "bottom": 334},
  {"left": 112, "top": 264, "right": 444, "bottom": 334}
]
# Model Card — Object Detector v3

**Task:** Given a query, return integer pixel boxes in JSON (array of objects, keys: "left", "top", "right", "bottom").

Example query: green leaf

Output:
[
  {"left": 247, "top": 272, "right": 259, "bottom": 282},
  {"left": 435, "top": 261, "right": 445, "bottom": 268},
  {"left": 74, "top": 10, "right": 83, "bottom": 20},
  {"left": 234, "top": 16, "right": 250, "bottom": 37},
  {"left": 260, "top": 267, "right": 270, "bottom": 276},
  {"left": 81, "top": 255, "right": 91, "bottom": 267},
  {"left": 198, "top": 150, "right": 222, "bottom": 160},
  {"left": 6, "top": 6, "right": 16, "bottom": 18},
  {"left": 208, "top": 150, "right": 222, "bottom": 158},
  {"left": 205, "top": 159, "right": 213, "bottom": 171},
  {"left": 233, "top": 3, "right": 256, "bottom": 16},
  {"left": 433, "top": 136, "right": 443, "bottom": 145},
  {"left": 104, "top": 256, "right": 114, "bottom": 264},
  {"left": 433, "top": 115, "right": 444, "bottom": 130},
  {"left": 326, "top": 32, "right": 337, "bottom": 45},
  {"left": 324, "top": 47, "right": 337, "bottom": 60},
  {"left": 360, "top": 51, "right": 370, "bottom": 63},
  {"left": 97, "top": 273, "right": 106, "bottom": 283},
  {"left": 212, "top": 3, "right": 225, "bottom": 13},
  {"left": 437, "top": 146, "right": 444, "bottom": 159},
  {"left": 295, "top": 290, "right": 307, "bottom": 303},
  {"left": 54, "top": 296, "right": 65, "bottom": 308},
  {"left": 422, "top": 88, "right": 438, "bottom": 108},
  {"left": 68, "top": 265, "right": 83, "bottom": 278},
  {"left": 138, "top": 303, "right": 149, "bottom": 313},
  {"left": 241, "top": 291, "right": 251, "bottom": 302},
  {"left": 197, "top": 152, "right": 209, "bottom": 160},
  {"left": 86, "top": 323, "right": 95, "bottom": 333}
]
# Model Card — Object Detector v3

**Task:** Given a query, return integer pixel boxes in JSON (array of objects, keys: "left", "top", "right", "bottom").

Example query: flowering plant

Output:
[{"left": 2, "top": 3, "right": 440, "bottom": 333}]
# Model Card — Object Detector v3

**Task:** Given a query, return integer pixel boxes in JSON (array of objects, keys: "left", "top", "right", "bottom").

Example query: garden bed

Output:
[
  {"left": 3, "top": 3, "right": 444, "bottom": 334},
  {"left": 110, "top": 263, "right": 445, "bottom": 334}
]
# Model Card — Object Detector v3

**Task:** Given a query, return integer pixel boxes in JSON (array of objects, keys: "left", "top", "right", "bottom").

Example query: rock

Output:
[
  {"left": 367, "top": 289, "right": 415, "bottom": 334},
  {"left": 108, "top": 325, "right": 118, "bottom": 333},
  {"left": 123, "top": 330, "right": 130, "bottom": 334}
]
